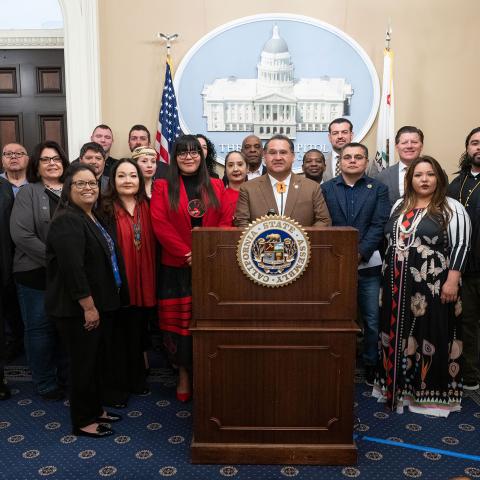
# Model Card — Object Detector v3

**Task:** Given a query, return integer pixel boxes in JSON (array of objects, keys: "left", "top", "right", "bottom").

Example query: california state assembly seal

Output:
[{"left": 237, "top": 215, "right": 311, "bottom": 288}]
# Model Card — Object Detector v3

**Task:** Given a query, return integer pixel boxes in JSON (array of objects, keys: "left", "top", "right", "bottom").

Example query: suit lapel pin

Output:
[{"left": 367, "top": 184, "right": 372, "bottom": 189}]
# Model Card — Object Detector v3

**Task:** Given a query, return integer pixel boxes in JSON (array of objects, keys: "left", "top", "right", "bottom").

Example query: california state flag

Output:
[{"left": 374, "top": 48, "right": 395, "bottom": 172}]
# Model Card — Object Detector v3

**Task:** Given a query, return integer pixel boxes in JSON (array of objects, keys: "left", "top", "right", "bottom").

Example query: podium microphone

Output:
[{"left": 267, "top": 209, "right": 276, "bottom": 216}]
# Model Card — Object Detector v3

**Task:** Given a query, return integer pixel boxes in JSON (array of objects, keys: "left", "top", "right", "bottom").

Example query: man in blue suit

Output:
[{"left": 322, "top": 142, "right": 390, "bottom": 386}]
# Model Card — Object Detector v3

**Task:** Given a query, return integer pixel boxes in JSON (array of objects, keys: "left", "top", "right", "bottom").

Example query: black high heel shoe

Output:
[
  {"left": 96, "top": 412, "right": 122, "bottom": 423},
  {"left": 73, "top": 424, "right": 114, "bottom": 438}
]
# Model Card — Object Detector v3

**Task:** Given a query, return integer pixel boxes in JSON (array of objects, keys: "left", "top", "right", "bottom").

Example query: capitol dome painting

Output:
[{"left": 201, "top": 25, "right": 353, "bottom": 139}]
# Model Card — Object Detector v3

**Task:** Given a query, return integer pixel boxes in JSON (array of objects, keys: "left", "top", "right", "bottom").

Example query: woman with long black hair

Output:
[
  {"left": 150, "top": 135, "right": 224, "bottom": 401},
  {"left": 100, "top": 158, "right": 156, "bottom": 395}
]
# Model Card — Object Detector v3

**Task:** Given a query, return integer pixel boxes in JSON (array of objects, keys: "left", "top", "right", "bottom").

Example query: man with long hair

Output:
[{"left": 447, "top": 127, "right": 480, "bottom": 391}]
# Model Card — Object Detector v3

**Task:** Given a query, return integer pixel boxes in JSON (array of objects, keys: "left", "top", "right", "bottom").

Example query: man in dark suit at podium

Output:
[{"left": 234, "top": 134, "right": 331, "bottom": 227}]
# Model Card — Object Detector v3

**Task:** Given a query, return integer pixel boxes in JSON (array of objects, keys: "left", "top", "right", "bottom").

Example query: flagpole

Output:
[
  {"left": 374, "top": 24, "right": 395, "bottom": 173},
  {"left": 155, "top": 33, "right": 182, "bottom": 164}
]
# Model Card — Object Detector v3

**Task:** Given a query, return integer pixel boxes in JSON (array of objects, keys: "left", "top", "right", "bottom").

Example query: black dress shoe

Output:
[
  {"left": 0, "top": 383, "right": 11, "bottom": 401},
  {"left": 133, "top": 387, "right": 150, "bottom": 396},
  {"left": 96, "top": 412, "right": 122, "bottom": 423},
  {"left": 365, "top": 366, "right": 376, "bottom": 387},
  {"left": 103, "top": 402, "right": 127, "bottom": 409},
  {"left": 40, "top": 387, "right": 65, "bottom": 401},
  {"left": 73, "top": 424, "right": 114, "bottom": 438}
]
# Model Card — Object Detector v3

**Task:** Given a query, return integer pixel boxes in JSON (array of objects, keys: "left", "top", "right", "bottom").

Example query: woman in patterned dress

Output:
[
  {"left": 373, "top": 156, "right": 471, "bottom": 416},
  {"left": 150, "top": 135, "right": 224, "bottom": 402}
]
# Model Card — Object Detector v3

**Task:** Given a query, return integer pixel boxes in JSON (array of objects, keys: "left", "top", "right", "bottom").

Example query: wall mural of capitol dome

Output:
[
  {"left": 202, "top": 25, "right": 353, "bottom": 140},
  {"left": 175, "top": 14, "right": 379, "bottom": 169}
]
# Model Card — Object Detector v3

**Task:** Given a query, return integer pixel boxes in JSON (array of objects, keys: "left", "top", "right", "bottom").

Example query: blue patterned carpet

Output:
[{"left": 1, "top": 367, "right": 480, "bottom": 480}]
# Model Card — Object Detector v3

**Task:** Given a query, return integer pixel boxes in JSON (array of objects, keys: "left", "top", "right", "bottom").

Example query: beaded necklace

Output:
[
  {"left": 132, "top": 206, "right": 142, "bottom": 250},
  {"left": 458, "top": 172, "right": 480, "bottom": 207},
  {"left": 395, "top": 208, "right": 427, "bottom": 252}
]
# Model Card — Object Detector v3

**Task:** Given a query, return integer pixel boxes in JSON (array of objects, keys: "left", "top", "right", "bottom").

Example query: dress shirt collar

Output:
[
  {"left": 247, "top": 163, "right": 264, "bottom": 180},
  {"left": 268, "top": 173, "right": 291, "bottom": 190},
  {"left": 336, "top": 173, "right": 367, "bottom": 188},
  {"left": 398, "top": 160, "right": 409, "bottom": 172}
]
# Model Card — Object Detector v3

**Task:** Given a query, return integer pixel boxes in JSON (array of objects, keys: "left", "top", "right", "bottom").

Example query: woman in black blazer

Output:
[{"left": 46, "top": 164, "right": 129, "bottom": 438}]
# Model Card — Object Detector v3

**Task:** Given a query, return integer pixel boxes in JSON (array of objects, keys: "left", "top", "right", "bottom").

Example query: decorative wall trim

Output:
[{"left": 0, "top": 29, "right": 64, "bottom": 48}]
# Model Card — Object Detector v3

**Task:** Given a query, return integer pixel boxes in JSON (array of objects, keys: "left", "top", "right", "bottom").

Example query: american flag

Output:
[{"left": 155, "top": 56, "right": 181, "bottom": 164}]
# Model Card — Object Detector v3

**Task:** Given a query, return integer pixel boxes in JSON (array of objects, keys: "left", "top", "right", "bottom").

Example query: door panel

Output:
[
  {"left": 0, "top": 49, "right": 67, "bottom": 156},
  {"left": 0, "top": 115, "right": 22, "bottom": 145}
]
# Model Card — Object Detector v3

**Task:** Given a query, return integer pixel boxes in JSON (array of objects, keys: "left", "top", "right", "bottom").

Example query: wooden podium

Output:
[{"left": 190, "top": 227, "right": 359, "bottom": 465}]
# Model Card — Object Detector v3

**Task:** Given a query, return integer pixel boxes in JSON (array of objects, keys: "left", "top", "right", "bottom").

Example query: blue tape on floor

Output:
[{"left": 355, "top": 434, "right": 480, "bottom": 462}]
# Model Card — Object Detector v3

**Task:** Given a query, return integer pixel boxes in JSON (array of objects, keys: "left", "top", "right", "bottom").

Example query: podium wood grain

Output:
[{"left": 191, "top": 227, "right": 359, "bottom": 465}]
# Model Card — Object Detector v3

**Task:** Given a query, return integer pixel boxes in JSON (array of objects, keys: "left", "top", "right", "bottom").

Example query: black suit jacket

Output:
[
  {"left": 0, "top": 178, "right": 14, "bottom": 287},
  {"left": 45, "top": 206, "right": 129, "bottom": 318},
  {"left": 103, "top": 156, "right": 118, "bottom": 177}
]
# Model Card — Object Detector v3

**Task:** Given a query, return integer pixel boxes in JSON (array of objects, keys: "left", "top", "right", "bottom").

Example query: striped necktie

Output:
[{"left": 334, "top": 154, "right": 341, "bottom": 176}]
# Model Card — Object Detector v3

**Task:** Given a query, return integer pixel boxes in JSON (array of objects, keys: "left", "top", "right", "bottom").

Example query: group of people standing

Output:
[
  {"left": 0, "top": 132, "right": 250, "bottom": 438},
  {"left": 1, "top": 120, "right": 479, "bottom": 438}
]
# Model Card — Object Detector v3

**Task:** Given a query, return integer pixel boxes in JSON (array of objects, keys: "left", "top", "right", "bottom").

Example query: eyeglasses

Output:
[
  {"left": 72, "top": 180, "right": 99, "bottom": 190},
  {"left": 2, "top": 151, "right": 27, "bottom": 158},
  {"left": 39, "top": 156, "right": 62, "bottom": 164},
  {"left": 341, "top": 155, "right": 366, "bottom": 161},
  {"left": 177, "top": 150, "right": 200, "bottom": 160}
]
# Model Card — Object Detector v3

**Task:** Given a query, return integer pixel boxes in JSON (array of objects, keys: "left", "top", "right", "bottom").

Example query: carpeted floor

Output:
[{"left": 1, "top": 366, "right": 479, "bottom": 480}]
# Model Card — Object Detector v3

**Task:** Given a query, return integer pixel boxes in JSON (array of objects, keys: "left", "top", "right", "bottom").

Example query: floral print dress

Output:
[{"left": 373, "top": 198, "right": 471, "bottom": 416}]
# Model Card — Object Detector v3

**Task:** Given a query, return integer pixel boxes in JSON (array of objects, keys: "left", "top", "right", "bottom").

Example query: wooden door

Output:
[{"left": 0, "top": 49, "right": 67, "bottom": 156}]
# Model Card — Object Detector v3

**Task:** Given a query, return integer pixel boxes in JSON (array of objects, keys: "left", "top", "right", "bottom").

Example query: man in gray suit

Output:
[
  {"left": 234, "top": 134, "right": 331, "bottom": 227},
  {"left": 376, "top": 126, "right": 424, "bottom": 206},
  {"left": 323, "top": 118, "right": 354, "bottom": 182}
]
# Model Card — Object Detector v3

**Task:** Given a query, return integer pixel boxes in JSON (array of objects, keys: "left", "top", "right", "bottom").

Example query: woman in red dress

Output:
[
  {"left": 150, "top": 135, "right": 224, "bottom": 402},
  {"left": 101, "top": 159, "right": 156, "bottom": 395},
  {"left": 219, "top": 151, "right": 248, "bottom": 227}
]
